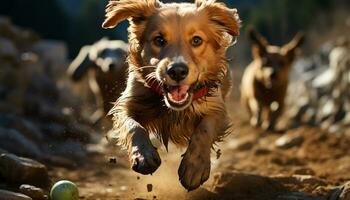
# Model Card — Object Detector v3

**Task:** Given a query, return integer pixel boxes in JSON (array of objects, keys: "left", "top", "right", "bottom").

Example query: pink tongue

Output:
[{"left": 169, "top": 85, "right": 190, "bottom": 101}]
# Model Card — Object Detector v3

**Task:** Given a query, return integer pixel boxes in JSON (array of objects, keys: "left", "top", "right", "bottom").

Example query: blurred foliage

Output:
[
  {"left": 239, "top": 0, "right": 333, "bottom": 44},
  {"left": 0, "top": 0, "right": 347, "bottom": 57}
]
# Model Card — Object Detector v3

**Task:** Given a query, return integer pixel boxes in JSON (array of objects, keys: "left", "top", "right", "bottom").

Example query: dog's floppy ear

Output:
[
  {"left": 197, "top": 0, "right": 240, "bottom": 37},
  {"left": 248, "top": 27, "right": 268, "bottom": 58},
  {"left": 282, "top": 32, "right": 305, "bottom": 62},
  {"left": 102, "top": 0, "right": 159, "bottom": 29},
  {"left": 67, "top": 45, "right": 94, "bottom": 81}
]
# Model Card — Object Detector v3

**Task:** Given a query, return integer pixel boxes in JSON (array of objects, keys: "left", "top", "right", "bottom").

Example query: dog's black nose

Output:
[{"left": 167, "top": 62, "right": 189, "bottom": 82}]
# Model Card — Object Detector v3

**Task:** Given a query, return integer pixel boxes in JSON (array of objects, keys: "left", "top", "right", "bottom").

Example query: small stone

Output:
[
  {"left": 0, "top": 153, "right": 49, "bottom": 187},
  {"left": 216, "top": 149, "right": 222, "bottom": 159},
  {"left": 339, "top": 181, "right": 350, "bottom": 200},
  {"left": 109, "top": 157, "right": 117, "bottom": 164},
  {"left": 293, "top": 167, "right": 316, "bottom": 176},
  {"left": 237, "top": 140, "right": 254, "bottom": 151},
  {"left": 147, "top": 184, "right": 153, "bottom": 192},
  {"left": 275, "top": 132, "right": 304, "bottom": 149},
  {"left": 254, "top": 148, "right": 271, "bottom": 155},
  {"left": 19, "top": 185, "right": 47, "bottom": 200},
  {"left": 0, "top": 189, "right": 32, "bottom": 200}
]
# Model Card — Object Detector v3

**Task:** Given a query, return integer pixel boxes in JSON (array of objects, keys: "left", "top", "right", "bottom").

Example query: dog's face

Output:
[
  {"left": 102, "top": 0, "right": 240, "bottom": 110},
  {"left": 90, "top": 39, "right": 128, "bottom": 73},
  {"left": 248, "top": 29, "right": 304, "bottom": 88}
]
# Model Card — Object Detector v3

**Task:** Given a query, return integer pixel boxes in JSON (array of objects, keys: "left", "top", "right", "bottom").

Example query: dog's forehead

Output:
[
  {"left": 266, "top": 46, "right": 282, "bottom": 53},
  {"left": 146, "top": 3, "right": 207, "bottom": 34},
  {"left": 157, "top": 3, "right": 201, "bottom": 19}
]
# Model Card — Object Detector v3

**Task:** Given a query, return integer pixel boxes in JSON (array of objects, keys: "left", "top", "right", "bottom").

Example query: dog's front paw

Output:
[
  {"left": 262, "top": 121, "right": 274, "bottom": 131},
  {"left": 250, "top": 117, "right": 260, "bottom": 127},
  {"left": 178, "top": 148, "right": 210, "bottom": 191},
  {"left": 130, "top": 144, "right": 161, "bottom": 175}
]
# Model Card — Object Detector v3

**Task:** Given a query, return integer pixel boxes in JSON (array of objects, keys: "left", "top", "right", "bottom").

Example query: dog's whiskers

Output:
[{"left": 130, "top": 66, "right": 157, "bottom": 73}]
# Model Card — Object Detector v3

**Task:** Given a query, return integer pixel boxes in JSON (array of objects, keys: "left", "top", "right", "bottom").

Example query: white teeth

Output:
[{"left": 167, "top": 93, "right": 189, "bottom": 105}]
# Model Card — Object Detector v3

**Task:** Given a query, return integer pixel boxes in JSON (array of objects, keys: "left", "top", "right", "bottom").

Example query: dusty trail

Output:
[{"left": 50, "top": 98, "right": 350, "bottom": 200}]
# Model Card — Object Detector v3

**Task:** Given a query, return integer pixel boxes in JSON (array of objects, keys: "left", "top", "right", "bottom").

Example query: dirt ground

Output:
[
  {"left": 46, "top": 65, "right": 350, "bottom": 200},
  {"left": 48, "top": 93, "right": 350, "bottom": 200}
]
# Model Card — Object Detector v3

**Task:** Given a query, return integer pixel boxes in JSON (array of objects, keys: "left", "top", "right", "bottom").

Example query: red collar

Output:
[{"left": 147, "top": 79, "right": 209, "bottom": 101}]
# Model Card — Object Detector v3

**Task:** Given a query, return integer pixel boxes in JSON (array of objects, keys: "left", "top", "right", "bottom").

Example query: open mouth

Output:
[{"left": 163, "top": 85, "right": 193, "bottom": 110}]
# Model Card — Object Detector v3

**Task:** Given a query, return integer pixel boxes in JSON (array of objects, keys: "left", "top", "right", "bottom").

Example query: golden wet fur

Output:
[
  {"left": 102, "top": 0, "right": 240, "bottom": 190},
  {"left": 241, "top": 28, "right": 304, "bottom": 131}
]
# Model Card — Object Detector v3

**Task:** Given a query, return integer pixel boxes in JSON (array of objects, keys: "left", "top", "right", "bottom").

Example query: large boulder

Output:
[
  {"left": 0, "top": 153, "right": 49, "bottom": 187},
  {"left": 0, "top": 189, "right": 32, "bottom": 200},
  {"left": 211, "top": 172, "right": 286, "bottom": 200},
  {"left": 0, "top": 127, "right": 42, "bottom": 158}
]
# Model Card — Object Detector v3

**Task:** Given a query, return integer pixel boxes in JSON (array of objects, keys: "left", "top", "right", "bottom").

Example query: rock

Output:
[
  {"left": 0, "top": 101, "right": 21, "bottom": 114},
  {"left": 211, "top": 172, "right": 285, "bottom": 199},
  {"left": 272, "top": 175, "right": 327, "bottom": 191},
  {"left": 19, "top": 185, "right": 48, "bottom": 200},
  {"left": 328, "top": 187, "right": 343, "bottom": 200},
  {"left": 40, "top": 122, "right": 66, "bottom": 139},
  {"left": 147, "top": 184, "right": 153, "bottom": 192},
  {"left": 237, "top": 140, "right": 254, "bottom": 151},
  {"left": 27, "top": 74, "right": 60, "bottom": 104},
  {"left": 277, "top": 192, "right": 326, "bottom": 200},
  {"left": 339, "top": 181, "right": 350, "bottom": 200},
  {"left": 0, "top": 114, "right": 43, "bottom": 143},
  {"left": 0, "top": 37, "right": 18, "bottom": 59},
  {"left": 0, "top": 189, "right": 32, "bottom": 200},
  {"left": 293, "top": 167, "right": 316, "bottom": 176},
  {"left": 31, "top": 40, "right": 68, "bottom": 78},
  {"left": 288, "top": 40, "right": 350, "bottom": 133},
  {"left": 0, "top": 153, "right": 49, "bottom": 187},
  {"left": 185, "top": 188, "right": 218, "bottom": 200},
  {"left": 0, "top": 148, "right": 8, "bottom": 154},
  {"left": 0, "top": 127, "right": 42, "bottom": 158},
  {"left": 292, "top": 175, "right": 327, "bottom": 186},
  {"left": 275, "top": 132, "right": 304, "bottom": 149}
]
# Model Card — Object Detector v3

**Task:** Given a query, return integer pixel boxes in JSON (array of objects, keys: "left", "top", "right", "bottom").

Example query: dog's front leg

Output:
[
  {"left": 263, "top": 101, "right": 284, "bottom": 131},
  {"left": 249, "top": 98, "right": 262, "bottom": 127},
  {"left": 114, "top": 115, "right": 161, "bottom": 175},
  {"left": 178, "top": 115, "right": 222, "bottom": 191}
]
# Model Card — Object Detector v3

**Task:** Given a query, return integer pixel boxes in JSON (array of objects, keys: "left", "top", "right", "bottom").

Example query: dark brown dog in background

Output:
[
  {"left": 241, "top": 28, "right": 304, "bottom": 131},
  {"left": 67, "top": 38, "right": 128, "bottom": 122},
  {"left": 102, "top": 0, "right": 240, "bottom": 191}
]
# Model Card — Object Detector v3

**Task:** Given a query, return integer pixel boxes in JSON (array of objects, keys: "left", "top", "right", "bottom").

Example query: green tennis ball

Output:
[{"left": 50, "top": 180, "right": 79, "bottom": 200}]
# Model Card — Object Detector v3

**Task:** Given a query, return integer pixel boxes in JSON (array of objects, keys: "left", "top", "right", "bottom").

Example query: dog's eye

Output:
[
  {"left": 153, "top": 36, "right": 167, "bottom": 47},
  {"left": 191, "top": 36, "right": 203, "bottom": 47}
]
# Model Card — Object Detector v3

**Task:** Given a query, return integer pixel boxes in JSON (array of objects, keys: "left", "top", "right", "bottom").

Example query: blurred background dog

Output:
[
  {"left": 241, "top": 28, "right": 304, "bottom": 131},
  {"left": 67, "top": 38, "right": 128, "bottom": 123}
]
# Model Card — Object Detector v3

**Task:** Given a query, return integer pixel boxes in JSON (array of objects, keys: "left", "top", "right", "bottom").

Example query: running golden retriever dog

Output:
[
  {"left": 241, "top": 28, "right": 304, "bottom": 131},
  {"left": 102, "top": 0, "right": 240, "bottom": 190}
]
